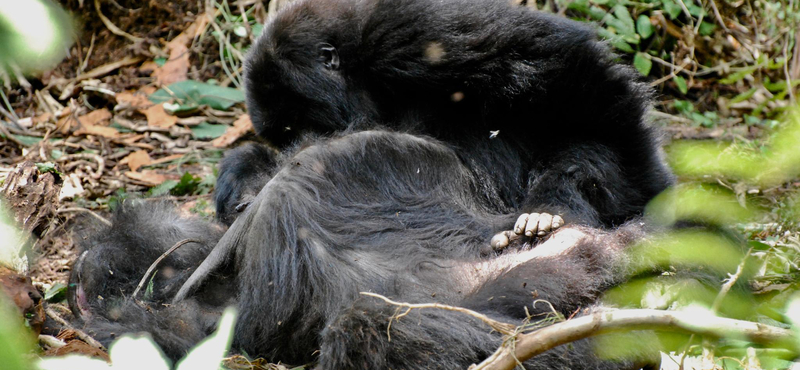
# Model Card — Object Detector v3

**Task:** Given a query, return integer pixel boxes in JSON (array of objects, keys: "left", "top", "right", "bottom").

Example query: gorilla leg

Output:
[{"left": 318, "top": 224, "right": 655, "bottom": 370}]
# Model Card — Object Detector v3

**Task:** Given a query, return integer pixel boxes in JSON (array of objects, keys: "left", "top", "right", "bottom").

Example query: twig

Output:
[
  {"left": 44, "top": 306, "right": 106, "bottom": 350},
  {"left": 707, "top": 0, "right": 729, "bottom": 32},
  {"left": 57, "top": 207, "right": 112, "bottom": 226},
  {"left": 57, "top": 153, "right": 106, "bottom": 179},
  {"left": 80, "top": 33, "right": 97, "bottom": 73},
  {"left": 132, "top": 239, "right": 201, "bottom": 300},
  {"left": 94, "top": 0, "right": 144, "bottom": 43},
  {"left": 69, "top": 56, "right": 144, "bottom": 84},
  {"left": 361, "top": 292, "right": 516, "bottom": 336},
  {"left": 711, "top": 248, "right": 752, "bottom": 313},
  {"left": 470, "top": 309, "right": 792, "bottom": 370}
]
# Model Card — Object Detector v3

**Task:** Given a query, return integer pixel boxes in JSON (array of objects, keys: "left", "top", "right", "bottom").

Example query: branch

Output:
[
  {"left": 360, "top": 292, "right": 516, "bottom": 336},
  {"left": 470, "top": 309, "right": 793, "bottom": 370}
]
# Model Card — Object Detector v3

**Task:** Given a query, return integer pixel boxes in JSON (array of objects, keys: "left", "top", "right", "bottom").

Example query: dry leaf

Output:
[
  {"left": 150, "top": 154, "right": 184, "bottom": 166},
  {"left": 74, "top": 124, "right": 120, "bottom": 138},
  {"left": 152, "top": 17, "right": 208, "bottom": 86},
  {"left": 78, "top": 108, "right": 112, "bottom": 126},
  {"left": 143, "top": 104, "right": 178, "bottom": 128},
  {"left": 139, "top": 60, "right": 159, "bottom": 74},
  {"left": 115, "top": 91, "right": 152, "bottom": 109},
  {"left": 125, "top": 170, "right": 167, "bottom": 186},
  {"left": 33, "top": 112, "right": 52, "bottom": 124},
  {"left": 140, "top": 85, "right": 157, "bottom": 95},
  {"left": 121, "top": 150, "right": 152, "bottom": 172},
  {"left": 212, "top": 114, "right": 254, "bottom": 148}
]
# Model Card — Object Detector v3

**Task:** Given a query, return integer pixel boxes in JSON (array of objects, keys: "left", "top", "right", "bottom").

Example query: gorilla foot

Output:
[{"left": 489, "top": 213, "right": 565, "bottom": 251}]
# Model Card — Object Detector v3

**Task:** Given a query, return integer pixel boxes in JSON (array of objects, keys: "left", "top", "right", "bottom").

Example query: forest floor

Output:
[{"left": 1, "top": 0, "right": 799, "bottom": 369}]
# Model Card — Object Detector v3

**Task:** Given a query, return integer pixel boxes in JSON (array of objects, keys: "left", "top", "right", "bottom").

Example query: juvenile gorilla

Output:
[{"left": 68, "top": 202, "right": 234, "bottom": 359}]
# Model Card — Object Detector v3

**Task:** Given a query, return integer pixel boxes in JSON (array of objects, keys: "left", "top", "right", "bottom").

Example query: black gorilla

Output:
[{"left": 71, "top": 0, "right": 675, "bottom": 368}]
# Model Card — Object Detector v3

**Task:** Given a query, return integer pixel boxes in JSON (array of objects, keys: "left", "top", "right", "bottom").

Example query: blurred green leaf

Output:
[
  {"left": 720, "top": 66, "right": 758, "bottom": 84},
  {"left": 149, "top": 80, "right": 245, "bottom": 111},
  {"left": 171, "top": 172, "right": 202, "bottom": 196},
  {"left": 698, "top": 21, "right": 716, "bottom": 36},
  {"left": 636, "top": 15, "right": 654, "bottom": 39},
  {"left": 190, "top": 122, "right": 228, "bottom": 140},
  {"left": 597, "top": 28, "right": 635, "bottom": 53},
  {"left": 8, "top": 134, "right": 43, "bottom": 147},
  {"left": 673, "top": 75, "right": 688, "bottom": 94},
  {"left": 646, "top": 183, "right": 754, "bottom": 226},
  {"left": 0, "top": 295, "right": 35, "bottom": 370},
  {"left": 661, "top": 0, "right": 682, "bottom": 19},
  {"left": 633, "top": 52, "right": 652, "bottom": 76},
  {"left": 148, "top": 180, "right": 179, "bottom": 197},
  {"left": 44, "top": 282, "right": 67, "bottom": 302}
]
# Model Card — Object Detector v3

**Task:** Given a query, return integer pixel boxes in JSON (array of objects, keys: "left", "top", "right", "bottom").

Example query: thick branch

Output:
[{"left": 471, "top": 309, "right": 793, "bottom": 370}]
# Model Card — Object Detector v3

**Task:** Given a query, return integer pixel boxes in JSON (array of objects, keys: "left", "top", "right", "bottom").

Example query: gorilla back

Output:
[{"left": 242, "top": 0, "right": 673, "bottom": 229}]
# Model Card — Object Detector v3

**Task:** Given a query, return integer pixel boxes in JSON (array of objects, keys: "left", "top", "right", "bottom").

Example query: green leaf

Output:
[
  {"left": 698, "top": 21, "right": 716, "bottom": 36},
  {"left": 149, "top": 80, "right": 245, "bottom": 111},
  {"left": 613, "top": 5, "right": 635, "bottom": 33},
  {"left": 251, "top": 23, "right": 264, "bottom": 37},
  {"left": 35, "top": 162, "right": 63, "bottom": 177},
  {"left": 636, "top": 15, "right": 654, "bottom": 38},
  {"left": 44, "top": 283, "right": 67, "bottom": 302},
  {"left": 672, "top": 99, "right": 693, "bottom": 114},
  {"left": 0, "top": 295, "right": 35, "bottom": 370},
  {"left": 597, "top": 28, "right": 635, "bottom": 53},
  {"left": 154, "top": 57, "right": 167, "bottom": 67},
  {"left": 148, "top": 180, "right": 178, "bottom": 197},
  {"left": 719, "top": 66, "right": 758, "bottom": 84},
  {"left": 730, "top": 87, "right": 757, "bottom": 104},
  {"left": 633, "top": 52, "right": 653, "bottom": 76},
  {"left": 171, "top": 172, "right": 202, "bottom": 196},
  {"left": 662, "top": 0, "right": 682, "bottom": 19},
  {"left": 673, "top": 75, "right": 688, "bottom": 94},
  {"left": 8, "top": 134, "right": 42, "bottom": 147},
  {"left": 191, "top": 122, "right": 228, "bottom": 139}
]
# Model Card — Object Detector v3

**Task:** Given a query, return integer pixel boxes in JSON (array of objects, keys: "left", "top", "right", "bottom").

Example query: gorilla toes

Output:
[
  {"left": 515, "top": 212, "right": 565, "bottom": 237},
  {"left": 489, "top": 212, "right": 565, "bottom": 251}
]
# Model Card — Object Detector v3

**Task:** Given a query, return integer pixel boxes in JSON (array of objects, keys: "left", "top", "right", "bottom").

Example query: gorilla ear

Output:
[{"left": 318, "top": 43, "right": 340, "bottom": 70}]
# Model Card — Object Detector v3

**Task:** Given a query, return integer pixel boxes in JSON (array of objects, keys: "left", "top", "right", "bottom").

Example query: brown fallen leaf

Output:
[
  {"left": 121, "top": 150, "right": 153, "bottom": 172},
  {"left": 115, "top": 90, "right": 152, "bottom": 110},
  {"left": 74, "top": 124, "right": 119, "bottom": 138},
  {"left": 212, "top": 114, "right": 254, "bottom": 148},
  {"left": 152, "top": 16, "right": 208, "bottom": 86},
  {"left": 150, "top": 154, "right": 185, "bottom": 166},
  {"left": 143, "top": 104, "right": 178, "bottom": 129},
  {"left": 125, "top": 170, "right": 167, "bottom": 186},
  {"left": 78, "top": 108, "right": 112, "bottom": 126}
]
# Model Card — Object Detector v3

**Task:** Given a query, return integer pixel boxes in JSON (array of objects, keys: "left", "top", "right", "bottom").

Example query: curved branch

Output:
[{"left": 470, "top": 309, "right": 793, "bottom": 370}]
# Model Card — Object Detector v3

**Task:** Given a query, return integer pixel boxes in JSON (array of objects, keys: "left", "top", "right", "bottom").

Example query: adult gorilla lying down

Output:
[
  {"left": 72, "top": 131, "right": 657, "bottom": 369},
  {"left": 68, "top": 0, "right": 678, "bottom": 368}
]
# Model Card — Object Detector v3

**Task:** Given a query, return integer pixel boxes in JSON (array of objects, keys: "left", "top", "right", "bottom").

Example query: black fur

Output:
[
  {"left": 215, "top": 143, "right": 279, "bottom": 225},
  {"left": 184, "top": 130, "right": 659, "bottom": 368},
  {"left": 68, "top": 202, "right": 233, "bottom": 360},
  {"left": 76, "top": 0, "right": 679, "bottom": 367},
  {"left": 227, "top": 0, "right": 674, "bottom": 229}
]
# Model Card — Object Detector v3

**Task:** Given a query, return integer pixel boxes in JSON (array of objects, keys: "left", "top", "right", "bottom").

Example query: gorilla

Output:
[{"left": 71, "top": 0, "right": 675, "bottom": 368}]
